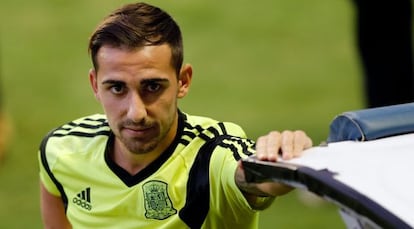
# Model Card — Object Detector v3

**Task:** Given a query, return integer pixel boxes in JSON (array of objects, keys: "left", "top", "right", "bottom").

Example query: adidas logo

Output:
[{"left": 72, "top": 187, "right": 92, "bottom": 211}]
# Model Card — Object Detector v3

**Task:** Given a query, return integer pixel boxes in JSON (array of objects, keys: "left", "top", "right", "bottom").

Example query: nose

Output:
[{"left": 126, "top": 93, "right": 147, "bottom": 123}]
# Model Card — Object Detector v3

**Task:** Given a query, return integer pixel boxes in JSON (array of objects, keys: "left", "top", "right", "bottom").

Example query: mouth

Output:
[{"left": 122, "top": 125, "right": 156, "bottom": 138}]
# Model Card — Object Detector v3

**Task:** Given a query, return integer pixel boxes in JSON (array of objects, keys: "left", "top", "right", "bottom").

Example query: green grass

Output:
[{"left": 1, "top": 0, "right": 362, "bottom": 228}]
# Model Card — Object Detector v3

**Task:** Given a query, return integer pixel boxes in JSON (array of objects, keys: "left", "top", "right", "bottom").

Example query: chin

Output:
[{"left": 127, "top": 141, "right": 158, "bottom": 155}]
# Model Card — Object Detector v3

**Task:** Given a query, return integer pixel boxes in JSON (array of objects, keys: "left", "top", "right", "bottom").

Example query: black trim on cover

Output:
[{"left": 242, "top": 158, "right": 412, "bottom": 229}]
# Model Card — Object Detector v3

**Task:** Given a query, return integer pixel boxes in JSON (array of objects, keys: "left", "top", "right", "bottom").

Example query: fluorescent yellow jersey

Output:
[{"left": 39, "top": 111, "right": 260, "bottom": 228}]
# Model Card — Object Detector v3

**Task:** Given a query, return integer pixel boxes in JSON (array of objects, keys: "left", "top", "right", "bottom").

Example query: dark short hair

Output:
[{"left": 88, "top": 2, "right": 183, "bottom": 76}]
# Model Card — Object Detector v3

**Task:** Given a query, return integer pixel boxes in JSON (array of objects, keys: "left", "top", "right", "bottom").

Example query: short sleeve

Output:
[
  {"left": 207, "top": 139, "right": 259, "bottom": 227},
  {"left": 38, "top": 145, "right": 61, "bottom": 196}
]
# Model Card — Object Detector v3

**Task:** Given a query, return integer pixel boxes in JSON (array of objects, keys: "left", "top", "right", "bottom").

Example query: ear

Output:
[
  {"left": 177, "top": 64, "right": 193, "bottom": 98},
  {"left": 89, "top": 68, "right": 100, "bottom": 101}
]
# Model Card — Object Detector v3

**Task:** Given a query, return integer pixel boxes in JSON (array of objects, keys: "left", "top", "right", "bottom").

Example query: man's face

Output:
[{"left": 90, "top": 44, "right": 190, "bottom": 155}]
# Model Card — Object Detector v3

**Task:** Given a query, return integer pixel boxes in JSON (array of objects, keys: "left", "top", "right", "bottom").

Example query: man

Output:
[{"left": 39, "top": 2, "right": 312, "bottom": 228}]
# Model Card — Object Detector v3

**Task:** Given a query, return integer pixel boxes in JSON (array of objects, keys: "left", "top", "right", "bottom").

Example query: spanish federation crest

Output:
[{"left": 143, "top": 180, "right": 177, "bottom": 220}]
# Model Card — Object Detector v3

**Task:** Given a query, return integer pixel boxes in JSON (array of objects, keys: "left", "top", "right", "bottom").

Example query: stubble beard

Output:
[{"left": 118, "top": 119, "right": 174, "bottom": 155}]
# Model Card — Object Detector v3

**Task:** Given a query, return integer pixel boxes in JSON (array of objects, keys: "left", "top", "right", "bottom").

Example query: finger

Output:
[
  {"left": 255, "top": 131, "right": 281, "bottom": 161},
  {"left": 281, "top": 130, "right": 294, "bottom": 160},
  {"left": 265, "top": 131, "right": 281, "bottom": 161},
  {"left": 292, "top": 130, "right": 308, "bottom": 158},
  {"left": 305, "top": 134, "right": 313, "bottom": 148},
  {"left": 255, "top": 135, "right": 267, "bottom": 160},
  {"left": 290, "top": 130, "right": 313, "bottom": 159}
]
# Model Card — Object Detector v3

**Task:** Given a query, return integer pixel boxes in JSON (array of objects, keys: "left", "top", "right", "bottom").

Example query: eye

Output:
[
  {"left": 144, "top": 82, "right": 162, "bottom": 93},
  {"left": 110, "top": 83, "right": 126, "bottom": 95}
]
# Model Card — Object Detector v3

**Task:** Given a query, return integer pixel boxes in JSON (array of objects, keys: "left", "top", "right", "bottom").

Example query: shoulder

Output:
[
  {"left": 39, "top": 114, "right": 110, "bottom": 158},
  {"left": 44, "top": 114, "right": 109, "bottom": 137},
  {"left": 179, "top": 112, "right": 253, "bottom": 160},
  {"left": 183, "top": 112, "right": 247, "bottom": 138},
  {"left": 38, "top": 114, "right": 111, "bottom": 197}
]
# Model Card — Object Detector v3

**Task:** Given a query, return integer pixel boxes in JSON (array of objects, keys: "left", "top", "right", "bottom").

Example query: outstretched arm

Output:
[{"left": 235, "top": 130, "right": 313, "bottom": 209}]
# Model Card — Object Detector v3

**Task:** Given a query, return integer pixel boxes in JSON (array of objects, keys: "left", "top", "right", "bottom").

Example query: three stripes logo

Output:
[{"left": 73, "top": 187, "right": 92, "bottom": 211}]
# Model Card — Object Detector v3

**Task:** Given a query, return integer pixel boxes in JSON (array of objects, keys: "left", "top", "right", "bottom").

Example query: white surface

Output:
[{"left": 284, "top": 133, "right": 414, "bottom": 226}]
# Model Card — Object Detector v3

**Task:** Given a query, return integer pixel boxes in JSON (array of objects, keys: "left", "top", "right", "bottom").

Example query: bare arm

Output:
[
  {"left": 236, "top": 130, "right": 313, "bottom": 209},
  {"left": 40, "top": 183, "right": 72, "bottom": 229}
]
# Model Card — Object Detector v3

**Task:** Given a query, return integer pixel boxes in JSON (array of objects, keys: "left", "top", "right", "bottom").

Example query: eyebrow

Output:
[
  {"left": 141, "top": 78, "right": 170, "bottom": 84},
  {"left": 101, "top": 78, "right": 170, "bottom": 85},
  {"left": 102, "top": 79, "right": 125, "bottom": 85}
]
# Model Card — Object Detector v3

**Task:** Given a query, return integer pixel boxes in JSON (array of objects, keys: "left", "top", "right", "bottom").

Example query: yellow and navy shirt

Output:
[{"left": 39, "top": 111, "right": 260, "bottom": 228}]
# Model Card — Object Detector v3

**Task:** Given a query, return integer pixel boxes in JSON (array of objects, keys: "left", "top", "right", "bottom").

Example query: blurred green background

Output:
[{"left": 0, "top": 0, "right": 364, "bottom": 228}]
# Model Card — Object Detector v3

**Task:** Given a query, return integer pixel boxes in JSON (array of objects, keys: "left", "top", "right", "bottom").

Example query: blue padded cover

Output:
[{"left": 327, "top": 103, "right": 414, "bottom": 142}]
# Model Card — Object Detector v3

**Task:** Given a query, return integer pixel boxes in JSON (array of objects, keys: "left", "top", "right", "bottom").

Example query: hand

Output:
[
  {"left": 235, "top": 130, "right": 313, "bottom": 206},
  {"left": 255, "top": 130, "right": 312, "bottom": 161}
]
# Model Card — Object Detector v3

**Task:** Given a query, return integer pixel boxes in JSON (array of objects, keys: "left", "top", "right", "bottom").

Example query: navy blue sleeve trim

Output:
[
  {"left": 218, "top": 122, "right": 227, "bottom": 135},
  {"left": 179, "top": 135, "right": 255, "bottom": 228},
  {"left": 179, "top": 137, "right": 217, "bottom": 228}
]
